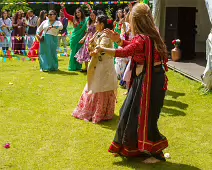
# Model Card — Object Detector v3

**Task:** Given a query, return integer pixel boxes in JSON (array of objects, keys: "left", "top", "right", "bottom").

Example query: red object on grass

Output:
[
  {"left": 4, "top": 143, "right": 10, "bottom": 149},
  {"left": 28, "top": 41, "right": 40, "bottom": 58}
]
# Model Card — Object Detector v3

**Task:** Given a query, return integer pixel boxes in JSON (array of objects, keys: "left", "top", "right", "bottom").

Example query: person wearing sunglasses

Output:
[{"left": 36, "top": 10, "right": 63, "bottom": 72}]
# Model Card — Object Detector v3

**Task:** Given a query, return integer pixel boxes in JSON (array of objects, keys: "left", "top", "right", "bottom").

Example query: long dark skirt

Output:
[
  {"left": 12, "top": 38, "right": 25, "bottom": 53},
  {"left": 109, "top": 66, "right": 168, "bottom": 160}
]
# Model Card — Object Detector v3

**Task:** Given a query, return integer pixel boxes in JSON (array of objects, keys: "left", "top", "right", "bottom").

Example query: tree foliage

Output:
[
  {"left": 1, "top": 0, "right": 32, "bottom": 14},
  {"left": 0, "top": 0, "right": 130, "bottom": 19}
]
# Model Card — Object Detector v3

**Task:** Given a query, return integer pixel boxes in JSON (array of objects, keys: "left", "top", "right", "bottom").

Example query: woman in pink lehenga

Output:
[
  {"left": 73, "top": 14, "right": 117, "bottom": 124},
  {"left": 28, "top": 10, "right": 47, "bottom": 59}
]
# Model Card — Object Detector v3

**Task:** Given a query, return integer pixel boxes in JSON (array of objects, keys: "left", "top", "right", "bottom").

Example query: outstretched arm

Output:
[
  {"left": 96, "top": 38, "right": 144, "bottom": 58},
  {"left": 60, "top": 3, "right": 74, "bottom": 22},
  {"left": 62, "top": 8, "right": 74, "bottom": 22}
]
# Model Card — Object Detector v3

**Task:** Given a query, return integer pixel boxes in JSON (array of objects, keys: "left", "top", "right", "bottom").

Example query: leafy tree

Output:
[
  {"left": 0, "top": 0, "right": 132, "bottom": 19},
  {"left": 1, "top": 0, "right": 32, "bottom": 14}
]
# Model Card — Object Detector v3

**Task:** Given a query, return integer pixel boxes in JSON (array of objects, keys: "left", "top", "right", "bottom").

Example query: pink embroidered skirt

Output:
[{"left": 73, "top": 90, "right": 116, "bottom": 123}]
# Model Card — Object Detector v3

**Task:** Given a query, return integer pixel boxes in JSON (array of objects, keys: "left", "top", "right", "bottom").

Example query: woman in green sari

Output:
[
  {"left": 61, "top": 4, "right": 89, "bottom": 71},
  {"left": 113, "top": 9, "right": 124, "bottom": 49}
]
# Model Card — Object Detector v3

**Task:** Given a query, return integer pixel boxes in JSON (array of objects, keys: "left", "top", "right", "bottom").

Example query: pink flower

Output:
[
  {"left": 107, "top": 19, "right": 113, "bottom": 25},
  {"left": 172, "top": 39, "right": 181, "bottom": 46},
  {"left": 4, "top": 143, "right": 10, "bottom": 149},
  {"left": 172, "top": 40, "right": 176, "bottom": 45}
]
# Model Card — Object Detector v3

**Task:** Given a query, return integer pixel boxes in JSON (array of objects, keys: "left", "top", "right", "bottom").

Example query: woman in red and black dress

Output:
[{"left": 95, "top": 3, "right": 169, "bottom": 163}]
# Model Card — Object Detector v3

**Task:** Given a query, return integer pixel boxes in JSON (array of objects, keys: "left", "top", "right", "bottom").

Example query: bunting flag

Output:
[
  {"left": 0, "top": 1, "right": 131, "bottom": 5},
  {"left": 0, "top": 35, "right": 71, "bottom": 43},
  {"left": 0, "top": 51, "right": 69, "bottom": 63},
  {"left": 0, "top": 49, "right": 69, "bottom": 57}
]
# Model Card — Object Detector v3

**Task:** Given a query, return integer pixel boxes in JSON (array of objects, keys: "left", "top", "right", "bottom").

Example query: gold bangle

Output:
[
  {"left": 118, "top": 40, "right": 123, "bottom": 46},
  {"left": 116, "top": 38, "right": 121, "bottom": 44}
]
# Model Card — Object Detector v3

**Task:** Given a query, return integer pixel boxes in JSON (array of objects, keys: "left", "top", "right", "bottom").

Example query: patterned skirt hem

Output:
[{"left": 73, "top": 109, "right": 114, "bottom": 124}]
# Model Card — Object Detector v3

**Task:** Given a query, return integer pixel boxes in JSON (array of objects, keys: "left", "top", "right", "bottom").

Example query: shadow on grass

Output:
[
  {"left": 164, "top": 99, "right": 188, "bottom": 110},
  {"left": 113, "top": 157, "right": 201, "bottom": 170},
  {"left": 98, "top": 114, "right": 120, "bottom": 131},
  {"left": 198, "top": 85, "right": 212, "bottom": 95},
  {"left": 162, "top": 107, "right": 186, "bottom": 116},
  {"left": 47, "top": 70, "right": 78, "bottom": 76},
  {"left": 166, "top": 90, "right": 185, "bottom": 99}
]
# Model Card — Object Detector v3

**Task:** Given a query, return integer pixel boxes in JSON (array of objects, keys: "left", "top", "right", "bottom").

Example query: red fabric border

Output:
[
  {"left": 137, "top": 35, "right": 168, "bottom": 153},
  {"left": 108, "top": 142, "right": 141, "bottom": 157}
]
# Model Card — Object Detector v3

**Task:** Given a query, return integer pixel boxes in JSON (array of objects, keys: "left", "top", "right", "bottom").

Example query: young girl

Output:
[
  {"left": 96, "top": 3, "right": 169, "bottom": 163},
  {"left": 113, "top": 9, "right": 127, "bottom": 80},
  {"left": 73, "top": 14, "right": 117, "bottom": 124},
  {"left": 120, "top": 7, "right": 133, "bottom": 91},
  {"left": 74, "top": 10, "right": 97, "bottom": 72}
]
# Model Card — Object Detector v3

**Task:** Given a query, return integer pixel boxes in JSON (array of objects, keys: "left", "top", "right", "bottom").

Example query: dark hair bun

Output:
[{"left": 97, "top": 14, "right": 113, "bottom": 29}]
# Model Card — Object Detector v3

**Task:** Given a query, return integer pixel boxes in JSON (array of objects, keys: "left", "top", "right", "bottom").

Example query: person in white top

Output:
[
  {"left": 0, "top": 11, "right": 12, "bottom": 51},
  {"left": 36, "top": 10, "right": 63, "bottom": 72}
]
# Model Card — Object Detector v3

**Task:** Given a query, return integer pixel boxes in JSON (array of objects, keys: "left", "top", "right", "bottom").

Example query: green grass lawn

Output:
[{"left": 0, "top": 57, "right": 211, "bottom": 170}]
